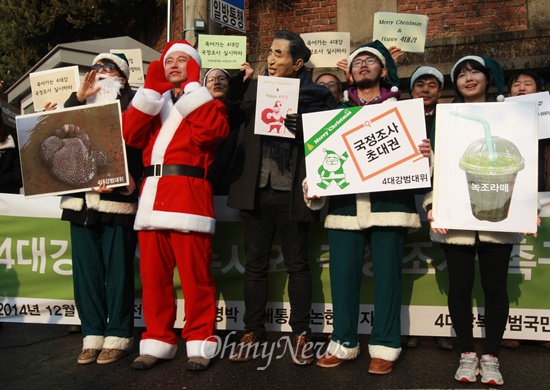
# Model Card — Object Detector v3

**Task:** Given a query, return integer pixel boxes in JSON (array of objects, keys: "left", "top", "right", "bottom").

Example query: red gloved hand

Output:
[
  {"left": 144, "top": 60, "right": 174, "bottom": 94},
  {"left": 180, "top": 58, "right": 201, "bottom": 91}
]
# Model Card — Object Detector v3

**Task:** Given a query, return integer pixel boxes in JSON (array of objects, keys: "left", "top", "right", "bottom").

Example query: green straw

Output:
[{"left": 450, "top": 110, "right": 496, "bottom": 162}]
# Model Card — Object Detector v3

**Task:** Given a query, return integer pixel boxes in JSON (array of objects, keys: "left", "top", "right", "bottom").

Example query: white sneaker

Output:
[
  {"left": 480, "top": 354, "right": 504, "bottom": 386},
  {"left": 454, "top": 352, "right": 479, "bottom": 383}
]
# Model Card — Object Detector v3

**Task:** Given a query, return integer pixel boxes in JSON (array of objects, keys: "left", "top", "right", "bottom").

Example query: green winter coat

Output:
[{"left": 323, "top": 87, "right": 421, "bottom": 231}]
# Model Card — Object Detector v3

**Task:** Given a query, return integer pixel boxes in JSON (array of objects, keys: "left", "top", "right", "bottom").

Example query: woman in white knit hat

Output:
[
  {"left": 48, "top": 52, "right": 141, "bottom": 366},
  {"left": 425, "top": 55, "right": 525, "bottom": 386}
]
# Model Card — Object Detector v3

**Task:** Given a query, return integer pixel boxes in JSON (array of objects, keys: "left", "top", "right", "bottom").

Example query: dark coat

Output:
[
  {"left": 206, "top": 99, "right": 244, "bottom": 196},
  {"left": 0, "top": 128, "right": 23, "bottom": 194},
  {"left": 60, "top": 89, "right": 143, "bottom": 228},
  {"left": 226, "top": 68, "right": 338, "bottom": 222}
]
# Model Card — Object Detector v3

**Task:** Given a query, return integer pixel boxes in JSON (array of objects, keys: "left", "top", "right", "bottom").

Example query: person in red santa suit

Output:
[{"left": 122, "top": 40, "right": 229, "bottom": 371}]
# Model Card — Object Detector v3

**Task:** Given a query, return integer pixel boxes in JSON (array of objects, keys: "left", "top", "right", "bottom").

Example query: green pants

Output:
[
  {"left": 70, "top": 222, "right": 136, "bottom": 338},
  {"left": 328, "top": 226, "right": 407, "bottom": 349}
]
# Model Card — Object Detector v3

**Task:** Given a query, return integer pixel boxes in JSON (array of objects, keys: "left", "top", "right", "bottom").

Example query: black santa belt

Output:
[{"left": 144, "top": 164, "right": 205, "bottom": 179}]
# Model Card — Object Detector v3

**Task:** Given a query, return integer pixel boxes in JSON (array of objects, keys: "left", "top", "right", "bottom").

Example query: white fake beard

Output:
[{"left": 86, "top": 75, "right": 124, "bottom": 104}]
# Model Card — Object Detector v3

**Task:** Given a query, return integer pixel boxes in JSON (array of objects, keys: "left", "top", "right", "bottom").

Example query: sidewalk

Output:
[{"left": 1, "top": 322, "right": 549, "bottom": 389}]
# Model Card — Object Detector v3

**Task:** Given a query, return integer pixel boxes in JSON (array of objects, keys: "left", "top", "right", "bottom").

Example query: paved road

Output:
[{"left": 1, "top": 322, "right": 549, "bottom": 389}]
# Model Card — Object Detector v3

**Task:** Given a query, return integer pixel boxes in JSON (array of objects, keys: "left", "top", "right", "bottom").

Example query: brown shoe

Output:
[
  {"left": 501, "top": 339, "right": 520, "bottom": 348},
  {"left": 291, "top": 335, "right": 314, "bottom": 365},
  {"left": 77, "top": 349, "right": 101, "bottom": 365},
  {"left": 187, "top": 356, "right": 211, "bottom": 371},
  {"left": 228, "top": 332, "right": 265, "bottom": 362},
  {"left": 316, "top": 351, "right": 345, "bottom": 368},
  {"left": 434, "top": 337, "right": 454, "bottom": 350},
  {"left": 404, "top": 336, "right": 420, "bottom": 348},
  {"left": 131, "top": 354, "right": 160, "bottom": 370},
  {"left": 96, "top": 349, "right": 128, "bottom": 364},
  {"left": 369, "top": 358, "right": 393, "bottom": 374},
  {"left": 67, "top": 325, "right": 82, "bottom": 334}
]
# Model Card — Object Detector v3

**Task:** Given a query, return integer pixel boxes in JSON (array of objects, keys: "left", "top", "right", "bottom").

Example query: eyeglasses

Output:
[
  {"left": 91, "top": 63, "right": 117, "bottom": 73},
  {"left": 351, "top": 58, "right": 377, "bottom": 68},
  {"left": 318, "top": 82, "right": 339, "bottom": 89},
  {"left": 206, "top": 76, "right": 228, "bottom": 84}
]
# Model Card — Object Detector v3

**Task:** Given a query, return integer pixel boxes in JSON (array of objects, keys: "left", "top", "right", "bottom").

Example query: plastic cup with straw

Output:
[{"left": 451, "top": 110, "right": 524, "bottom": 222}]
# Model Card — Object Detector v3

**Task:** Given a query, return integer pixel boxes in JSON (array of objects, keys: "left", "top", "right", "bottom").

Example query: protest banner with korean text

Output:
[
  {"left": 1, "top": 193, "right": 549, "bottom": 340},
  {"left": 301, "top": 32, "right": 350, "bottom": 68},
  {"left": 110, "top": 48, "right": 144, "bottom": 85},
  {"left": 198, "top": 35, "right": 246, "bottom": 69},
  {"left": 303, "top": 99, "right": 430, "bottom": 197},
  {"left": 506, "top": 91, "right": 550, "bottom": 140},
  {"left": 29, "top": 66, "right": 80, "bottom": 111}
]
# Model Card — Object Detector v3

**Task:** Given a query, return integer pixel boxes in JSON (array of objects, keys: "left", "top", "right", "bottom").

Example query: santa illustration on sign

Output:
[
  {"left": 317, "top": 148, "right": 350, "bottom": 189},
  {"left": 261, "top": 100, "right": 286, "bottom": 133}
]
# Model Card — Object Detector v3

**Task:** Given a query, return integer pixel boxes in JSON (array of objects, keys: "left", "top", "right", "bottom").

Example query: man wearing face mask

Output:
[{"left": 225, "top": 29, "right": 338, "bottom": 365}]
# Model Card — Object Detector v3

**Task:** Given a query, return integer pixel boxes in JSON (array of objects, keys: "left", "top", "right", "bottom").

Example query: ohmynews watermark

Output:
[{"left": 200, "top": 331, "right": 350, "bottom": 371}]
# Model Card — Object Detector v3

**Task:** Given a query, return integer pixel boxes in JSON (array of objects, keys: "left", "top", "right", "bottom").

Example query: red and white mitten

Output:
[
  {"left": 180, "top": 57, "right": 201, "bottom": 93},
  {"left": 144, "top": 60, "right": 174, "bottom": 94}
]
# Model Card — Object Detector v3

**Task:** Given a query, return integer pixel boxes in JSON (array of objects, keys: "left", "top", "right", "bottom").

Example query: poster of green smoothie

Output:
[{"left": 432, "top": 102, "right": 538, "bottom": 233}]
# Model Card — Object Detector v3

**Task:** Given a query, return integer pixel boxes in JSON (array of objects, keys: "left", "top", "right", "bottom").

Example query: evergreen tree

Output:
[{"left": 0, "top": 0, "right": 165, "bottom": 89}]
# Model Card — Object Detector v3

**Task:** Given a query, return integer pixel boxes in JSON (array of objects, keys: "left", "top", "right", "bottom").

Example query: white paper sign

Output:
[
  {"left": 506, "top": 92, "right": 550, "bottom": 140},
  {"left": 301, "top": 32, "right": 350, "bottom": 68},
  {"left": 303, "top": 99, "right": 430, "bottom": 196},
  {"left": 197, "top": 34, "right": 247, "bottom": 69},
  {"left": 254, "top": 76, "right": 300, "bottom": 139},
  {"left": 110, "top": 49, "right": 144, "bottom": 84},
  {"left": 29, "top": 66, "right": 80, "bottom": 111},
  {"left": 433, "top": 102, "right": 538, "bottom": 233},
  {"left": 372, "top": 12, "right": 428, "bottom": 53}
]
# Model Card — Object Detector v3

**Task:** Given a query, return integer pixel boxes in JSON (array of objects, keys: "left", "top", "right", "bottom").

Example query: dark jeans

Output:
[
  {"left": 239, "top": 187, "right": 312, "bottom": 338},
  {"left": 443, "top": 241, "right": 512, "bottom": 356}
]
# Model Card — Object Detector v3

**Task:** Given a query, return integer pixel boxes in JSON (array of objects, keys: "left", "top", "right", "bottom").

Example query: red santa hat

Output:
[
  {"left": 161, "top": 40, "right": 202, "bottom": 67},
  {"left": 160, "top": 40, "right": 202, "bottom": 89}
]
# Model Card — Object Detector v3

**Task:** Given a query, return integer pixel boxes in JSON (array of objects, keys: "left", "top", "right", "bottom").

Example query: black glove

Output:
[
  {"left": 284, "top": 113, "right": 303, "bottom": 141},
  {"left": 225, "top": 70, "right": 250, "bottom": 102}
]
